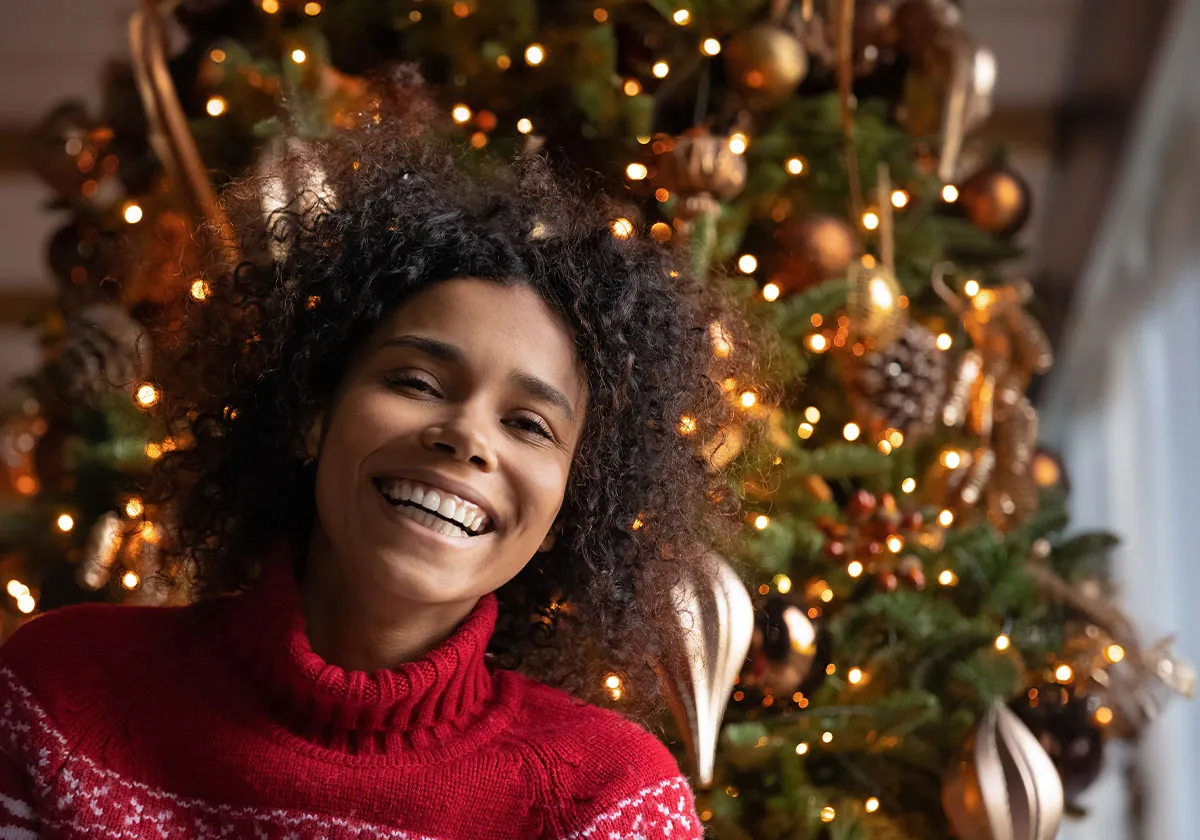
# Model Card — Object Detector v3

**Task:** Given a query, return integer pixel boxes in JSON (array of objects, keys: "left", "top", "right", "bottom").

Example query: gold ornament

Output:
[
  {"left": 660, "top": 554, "right": 755, "bottom": 787},
  {"left": 943, "top": 701, "right": 1063, "bottom": 840},
  {"left": 894, "top": 0, "right": 996, "bottom": 182},
  {"left": 960, "top": 166, "right": 1030, "bottom": 235},
  {"left": 774, "top": 215, "right": 860, "bottom": 294},
  {"left": 847, "top": 263, "right": 905, "bottom": 346},
  {"left": 652, "top": 128, "right": 748, "bottom": 220},
  {"left": 724, "top": 25, "right": 808, "bottom": 106},
  {"left": 258, "top": 136, "right": 339, "bottom": 263}
]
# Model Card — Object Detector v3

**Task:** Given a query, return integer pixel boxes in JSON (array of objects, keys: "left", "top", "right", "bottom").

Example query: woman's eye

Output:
[
  {"left": 511, "top": 416, "right": 554, "bottom": 440},
  {"left": 388, "top": 375, "right": 438, "bottom": 394}
]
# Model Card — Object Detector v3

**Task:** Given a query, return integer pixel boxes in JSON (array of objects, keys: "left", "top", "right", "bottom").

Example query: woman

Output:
[{"left": 0, "top": 115, "right": 766, "bottom": 838}]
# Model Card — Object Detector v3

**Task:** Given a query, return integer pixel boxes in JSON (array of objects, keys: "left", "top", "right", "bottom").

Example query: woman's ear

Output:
[{"left": 302, "top": 413, "right": 325, "bottom": 465}]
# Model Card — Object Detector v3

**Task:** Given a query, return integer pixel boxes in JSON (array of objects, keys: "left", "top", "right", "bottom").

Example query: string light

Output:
[
  {"left": 938, "top": 509, "right": 955, "bottom": 527},
  {"left": 625, "top": 162, "right": 648, "bottom": 180},
  {"left": 886, "top": 535, "right": 903, "bottom": 553},
  {"left": 190, "top": 279, "right": 210, "bottom": 301},
  {"left": 762, "top": 283, "right": 781, "bottom": 302},
  {"left": 123, "top": 202, "right": 144, "bottom": 224},
  {"left": 995, "top": 634, "right": 1011, "bottom": 651},
  {"left": 786, "top": 157, "right": 804, "bottom": 175},
  {"left": 290, "top": 48, "right": 307, "bottom": 64},
  {"left": 964, "top": 279, "right": 980, "bottom": 297},
  {"left": 877, "top": 440, "right": 893, "bottom": 455},
  {"left": 452, "top": 104, "right": 472, "bottom": 124},
  {"left": 610, "top": 218, "right": 634, "bottom": 239},
  {"left": 409, "top": 9, "right": 421, "bottom": 20},
  {"left": 774, "top": 574, "right": 792, "bottom": 593},
  {"left": 304, "top": 1, "right": 322, "bottom": 15},
  {"left": 807, "top": 334, "right": 829, "bottom": 353},
  {"left": 673, "top": 9, "right": 691, "bottom": 24},
  {"left": 821, "top": 731, "right": 834, "bottom": 744},
  {"left": 901, "top": 477, "right": 917, "bottom": 493},
  {"left": 206, "top": 96, "right": 227, "bottom": 116},
  {"left": 942, "top": 184, "right": 959, "bottom": 202},
  {"left": 124, "top": 497, "right": 144, "bottom": 518},
  {"left": 1105, "top": 643, "right": 1126, "bottom": 663},
  {"left": 797, "top": 422, "right": 814, "bottom": 439},
  {"left": 795, "top": 742, "right": 809, "bottom": 755},
  {"left": 516, "top": 117, "right": 533, "bottom": 134},
  {"left": 938, "top": 569, "right": 958, "bottom": 586},
  {"left": 821, "top": 806, "right": 836, "bottom": 823},
  {"left": 122, "top": 571, "right": 140, "bottom": 590},
  {"left": 605, "top": 673, "right": 622, "bottom": 689},
  {"left": 728, "top": 132, "right": 748, "bottom": 154},
  {"left": 941, "top": 450, "right": 962, "bottom": 469},
  {"left": 701, "top": 38, "right": 721, "bottom": 56},
  {"left": 736, "top": 254, "right": 758, "bottom": 274},
  {"left": 820, "top": 588, "right": 834, "bottom": 603},
  {"left": 16, "top": 594, "right": 35, "bottom": 614},
  {"left": 209, "top": 48, "right": 226, "bottom": 63},
  {"left": 260, "top": 0, "right": 279, "bottom": 12},
  {"left": 937, "top": 332, "right": 953, "bottom": 350},
  {"left": 145, "top": 442, "right": 163, "bottom": 459},
  {"left": 847, "top": 560, "right": 864, "bottom": 578},
  {"left": 654, "top": 187, "right": 669, "bottom": 201},
  {"left": 848, "top": 667, "right": 864, "bottom": 685},
  {"left": 678, "top": 416, "right": 697, "bottom": 435},
  {"left": 887, "top": 429, "right": 904, "bottom": 447},
  {"left": 710, "top": 322, "right": 733, "bottom": 357},
  {"left": 496, "top": 54, "right": 512, "bottom": 69},
  {"left": 653, "top": 61, "right": 670, "bottom": 78},
  {"left": 623, "top": 78, "right": 642, "bottom": 96},
  {"left": 135, "top": 383, "right": 160, "bottom": 408},
  {"left": 1055, "top": 664, "right": 1074, "bottom": 683},
  {"left": 56, "top": 514, "right": 74, "bottom": 532},
  {"left": 524, "top": 44, "right": 546, "bottom": 65},
  {"left": 632, "top": 517, "right": 644, "bottom": 530},
  {"left": 740, "top": 391, "right": 757, "bottom": 408},
  {"left": 865, "top": 797, "right": 880, "bottom": 814},
  {"left": 754, "top": 515, "right": 770, "bottom": 530},
  {"left": 891, "top": 189, "right": 910, "bottom": 208},
  {"left": 593, "top": 7, "right": 608, "bottom": 22},
  {"left": 1095, "top": 706, "right": 1114, "bottom": 726},
  {"left": 451, "top": 2, "right": 470, "bottom": 17},
  {"left": 843, "top": 423, "right": 861, "bottom": 442},
  {"left": 862, "top": 210, "right": 880, "bottom": 230},
  {"left": 804, "top": 406, "right": 821, "bottom": 423}
]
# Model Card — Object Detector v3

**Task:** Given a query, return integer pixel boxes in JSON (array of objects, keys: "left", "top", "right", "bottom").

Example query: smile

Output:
[{"left": 372, "top": 478, "right": 493, "bottom": 538}]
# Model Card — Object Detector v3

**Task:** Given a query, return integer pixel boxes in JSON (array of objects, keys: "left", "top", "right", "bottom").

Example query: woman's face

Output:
[{"left": 310, "top": 277, "right": 588, "bottom": 608}]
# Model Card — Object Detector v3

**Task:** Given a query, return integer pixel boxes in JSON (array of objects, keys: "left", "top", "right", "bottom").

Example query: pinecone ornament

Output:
[{"left": 849, "top": 323, "right": 948, "bottom": 439}]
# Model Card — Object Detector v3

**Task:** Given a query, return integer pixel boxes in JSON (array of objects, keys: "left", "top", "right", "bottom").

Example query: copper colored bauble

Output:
[
  {"left": 743, "top": 595, "right": 831, "bottom": 699},
  {"left": 943, "top": 700, "right": 1063, "bottom": 840},
  {"left": 960, "top": 166, "right": 1030, "bottom": 236},
  {"left": 30, "top": 102, "right": 114, "bottom": 200},
  {"left": 724, "top": 25, "right": 808, "bottom": 106},
  {"left": 773, "top": 215, "right": 859, "bottom": 294},
  {"left": 1011, "top": 685, "right": 1106, "bottom": 811},
  {"left": 47, "top": 222, "right": 119, "bottom": 292},
  {"left": 653, "top": 128, "right": 748, "bottom": 218}
]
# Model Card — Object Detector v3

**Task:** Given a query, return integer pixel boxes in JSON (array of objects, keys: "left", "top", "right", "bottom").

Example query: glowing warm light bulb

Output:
[
  {"left": 758, "top": 282, "right": 779, "bottom": 301},
  {"left": 304, "top": 1, "right": 322, "bottom": 15},
  {"left": 673, "top": 9, "right": 691, "bottom": 24},
  {"left": 210, "top": 48, "right": 227, "bottom": 63},
  {"left": 610, "top": 218, "right": 634, "bottom": 239},
  {"left": 260, "top": 0, "right": 279, "bottom": 12},
  {"left": 623, "top": 78, "right": 642, "bottom": 96},
  {"left": 797, "top": 423, "right": 814, "bottom": 439},
  {"left": 843, "top": 423, "right": 861, "bottom": 442},
  {"left": 821, "top": 731, "right": 834, "bottom": 744},
  {"left": 942, "top": 450, "right": 962, "bottom": 469},
  {"left": 516, "top": 117, "right": 533, "bottom": 134},
  {"left": 820, "top": 588, "right": 834, "bottom": 603},
  {"left": 886, "top": 535, "right": 903, "bottom": 553},
  {"left": 938, "top": 569, "right": 957, "bottom": 586},
  {"left": 877, "top": 439, "right": 893, "bottom": 455},
  {"left": 290, "top": 48, "right": 307, "bottom": 64},
  {"left": 605, "top": 673, "right": 622, "bottom": 689},
  {"left": 701, "top": 38, "right": 721, "bottom": 56},
  {"left": 1105, "top": 643, "right": 1126, "bottom": 663},
  {"left": 891, "top": 189, "right": 909, "bottom": 208},
  {"left": 135, "top": 383, "right": 160, "bottom": 408},
  {"left": 938, "top": 509, "right": 955, "bottom": 527},
  {"left": 803, "top": 406, "right": 820, "bottom": 423},
  {"left": 739, "top": 391, "right": 758, "bottom": 408},
  {"left": 865, "top": 797, "right": 880, "bottom": 813},
  {"left": 821, "top": 806, "right": 836, "bottom": 823},
  {"left": 593, "top": 7, "right": 608, "bottom": 22},
  {"left": 995, "top": 634, "right": 1011, "bottom": 651},
  {"left": 862, "top": 211, "right": 880, "bottom": 230},
  {"left": 124, "top": 497, "right": 144, "bottom": 518},
  {"left": 901, "top": 477, "right": 917, "bottom": 493},
  {"left": 206, "top": 96, "right": 227, "bottom": 116},
  {"left": 452, "top": 104, "right": 472, "bottom": 124},
  {"left": 847, "top": 560, "right": 864, "bottom": 578},
  {"left": 887, "top": 429, "right": 904, "bottom": 447},
  {"left": 6, "top": 581, "right": 28, "bottom": 598},
  {"left": 754, "top": 515, "right": 770, "bottom": 530},
  {"left": 848, "top": 667, "right": 864, "bottom": 685},
  {"left": 123, "top": 202, "right": 144, "bottom": 224},
  {"left": 1095, "top": 706, "right": 1114, "bottom": 725},
  {"left": 524, "top": 44, "right": 546, "bottom": 65},
  {"left": 16, "top": 594, "right": 35, "bottom": 614},
  {"left": 807, "top": 334, "right": 829, "bottom": 353},
  {"left": 652, "top": 61, "right": 670, "bottom": 78},
  {"left": 942, "top": 184, "right": 959, "bottom": 202},
  {"left": 679, "top": 416, "right": 697, "bottom": 435},
  {"left": 122, "top": 571, "right": 140, "bottom": 590},
  {"left": 56, "top": 513, "right": 74, "bottom": 532},
  {"left": 795, "top": 741, "right": 809, "bottom": 755},
  {"left": 936, "top": 332, "right": 953, "bottom": 350},
  {"left": 774, "top": 574, "right": 792, "bottom": 593},
  {"left": 786, "top": 157, "right": 804, "bottom": 175},
  {"left": 496, "top": 54, "right": 512, "bottom": 69},
  {"left": 737, "top": 254, "right": 758, "bottom": 274},
  {"left": 625, "top": 162, "right": 648, "bottom": 180},
  {"left": 964, "top": 279, "right": 981, "bottom": 297},
  {"left": 190, "top": 279, "right": 210, "bottom": 301},
  {"left": 728, "top": 132, "right": 748, "bottom": 154},
  {"left": 1055, "top": 664, "right": 1074, "bottom": 683}
]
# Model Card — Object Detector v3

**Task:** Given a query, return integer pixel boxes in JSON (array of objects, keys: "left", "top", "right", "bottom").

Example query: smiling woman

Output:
[{"left": 0, "top": 85, "right": 772, "bottom": 840}]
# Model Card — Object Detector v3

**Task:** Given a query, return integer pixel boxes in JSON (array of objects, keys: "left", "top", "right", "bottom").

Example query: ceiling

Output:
[{"left": 0, "top": 0, "right": 1175, "bottom": 389}]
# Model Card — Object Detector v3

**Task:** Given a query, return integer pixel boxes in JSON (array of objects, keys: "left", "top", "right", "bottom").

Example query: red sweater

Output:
[{"left": 0, "top": 554, "right": 701, "bottom": 839}]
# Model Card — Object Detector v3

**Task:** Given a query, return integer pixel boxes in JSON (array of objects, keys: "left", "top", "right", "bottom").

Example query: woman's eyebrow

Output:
[{"left": 378, "top": 335, "right": 576, "bottom": 423}]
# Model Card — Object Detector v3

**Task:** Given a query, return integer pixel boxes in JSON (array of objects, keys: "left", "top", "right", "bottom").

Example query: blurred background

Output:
[{"left": 1, "top": 1, "right": 1197, "bottom": 838}]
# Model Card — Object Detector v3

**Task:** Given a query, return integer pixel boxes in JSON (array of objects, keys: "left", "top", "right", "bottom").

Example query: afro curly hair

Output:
[{"left": 150, "top": 114, "right": 774, "bottom": 722}]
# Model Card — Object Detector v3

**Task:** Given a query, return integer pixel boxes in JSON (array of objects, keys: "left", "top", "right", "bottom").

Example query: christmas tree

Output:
[{"left": 2, "top": 1, "right": 1193, "bottom": 837}]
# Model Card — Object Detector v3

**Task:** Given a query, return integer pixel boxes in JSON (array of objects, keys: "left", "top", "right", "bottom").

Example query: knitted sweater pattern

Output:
[{"left": 0, "top": 555, "right": 701, "bottom": 839}]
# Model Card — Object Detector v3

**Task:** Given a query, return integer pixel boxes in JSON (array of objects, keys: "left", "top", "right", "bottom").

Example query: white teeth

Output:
[
  {"left": 393, "top": 504, "right": 469, "bottom": 538},
  {"left": 375, "top": 478, "right": 491, "bottom": 534},
  {"left": 437, "top": 495, "right": 458, "bottom": 521}
]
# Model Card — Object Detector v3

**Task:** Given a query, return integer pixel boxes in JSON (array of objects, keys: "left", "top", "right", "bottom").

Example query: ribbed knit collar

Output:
[{"left": 220, "top": 545, "right": 506, "bottom": 759}]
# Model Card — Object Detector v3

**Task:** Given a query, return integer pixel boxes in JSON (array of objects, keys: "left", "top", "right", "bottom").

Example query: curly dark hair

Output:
[{"left": 150, "top": 112, "right": 774, "bottom": 721}]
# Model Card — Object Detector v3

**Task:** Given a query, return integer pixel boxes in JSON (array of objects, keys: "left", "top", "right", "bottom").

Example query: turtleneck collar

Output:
[{"left": 217, "top": 546, "right": 509, "bottom": 759}]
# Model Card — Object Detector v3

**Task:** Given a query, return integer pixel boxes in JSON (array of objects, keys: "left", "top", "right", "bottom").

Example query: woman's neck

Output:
[{"left": 300, "top": 526, "right": 479, "bottom": 673}]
